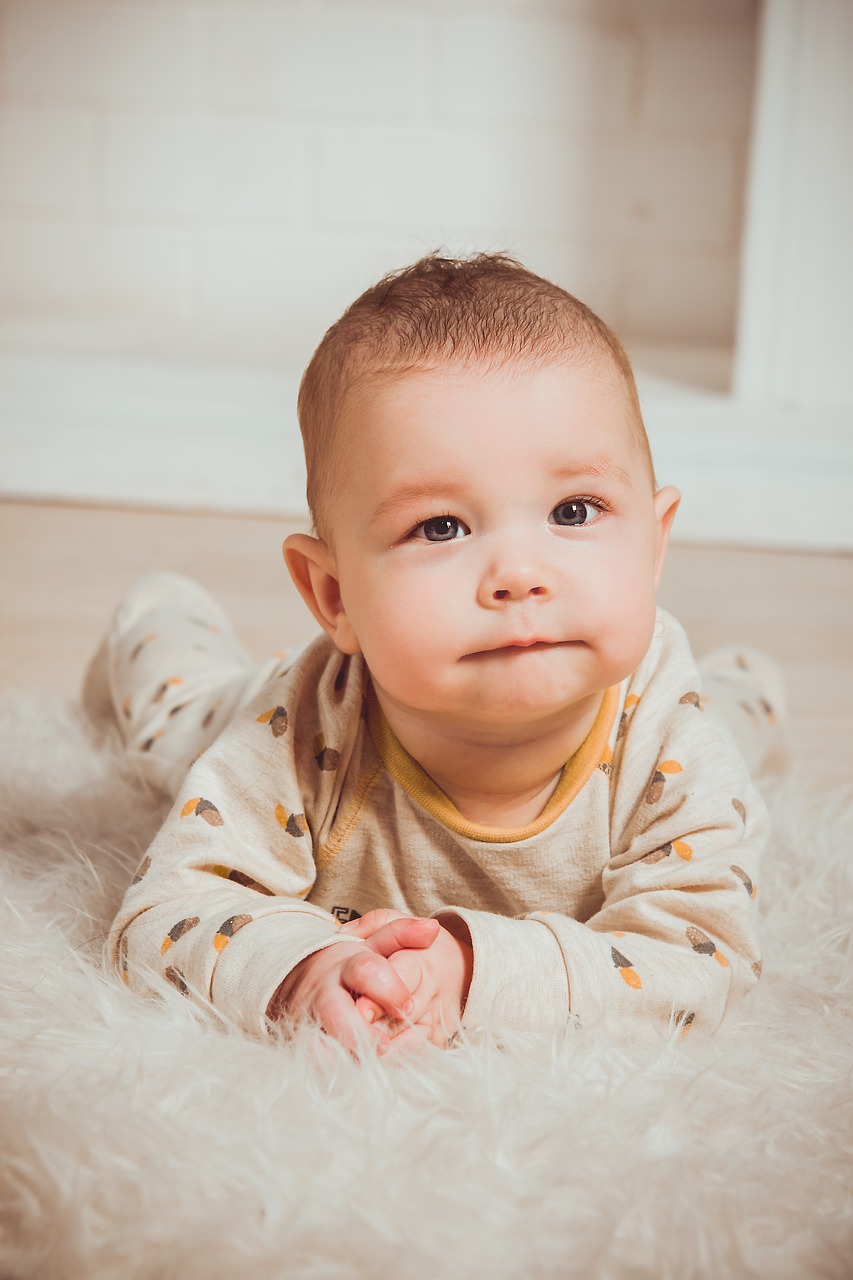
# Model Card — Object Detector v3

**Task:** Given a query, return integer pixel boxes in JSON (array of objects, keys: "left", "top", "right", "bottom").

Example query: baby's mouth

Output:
[{"left": 463, "top": 639, "right": 571, "bottom": 658}]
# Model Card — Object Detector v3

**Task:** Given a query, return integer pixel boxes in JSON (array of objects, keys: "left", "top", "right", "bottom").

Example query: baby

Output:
[{"left": 96, "top": 254, "right": 778, "bottom": 1053}]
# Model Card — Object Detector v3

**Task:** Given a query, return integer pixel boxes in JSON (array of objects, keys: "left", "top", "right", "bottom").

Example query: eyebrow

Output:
[
  {"left": 371, "top": 479, "right": 466, "bottom": 525},
  {"left": 551, "top": 455, "right": 634, "bottom": 487},
  {"left": 370, "top": 453, "right": 635, "bottom": 525}
]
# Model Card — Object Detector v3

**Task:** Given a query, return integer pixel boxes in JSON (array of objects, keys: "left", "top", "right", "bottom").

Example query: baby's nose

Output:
[
  {"left": 479, "top": 560, "right": 554, "bottom": 606},
  {"left": 492, "top": 582, "right": 548, "bottom": 602}
]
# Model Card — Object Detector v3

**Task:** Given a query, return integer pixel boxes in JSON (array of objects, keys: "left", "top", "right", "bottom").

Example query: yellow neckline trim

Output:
[{"left": 366, "top": 684, "right": 618, "bottom": 844}]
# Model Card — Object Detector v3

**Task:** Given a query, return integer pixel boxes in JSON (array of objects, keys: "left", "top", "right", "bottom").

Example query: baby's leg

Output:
[
  {"left": 82, "top": 572, "right": 294, "bottom": 797},
  {"left": 697, "top": 646, "right": 788, "bottom": 776}
]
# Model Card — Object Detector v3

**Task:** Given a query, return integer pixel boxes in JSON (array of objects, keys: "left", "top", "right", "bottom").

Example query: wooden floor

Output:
[{"left": 1, "top": 500, "right": 851, "bottom": 789}]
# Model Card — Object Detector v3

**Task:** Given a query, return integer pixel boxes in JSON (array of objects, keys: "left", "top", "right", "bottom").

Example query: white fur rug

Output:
[{"left": 1, "top": 693, "right": 851, "bottom": 1280}]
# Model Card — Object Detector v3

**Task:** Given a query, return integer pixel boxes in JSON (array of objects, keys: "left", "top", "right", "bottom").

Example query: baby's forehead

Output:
[
  {"left": 345, "top": 348, "right": 628, "bottom": 411},
  {"left": 338, "top": 354, "right": 648, "bottom": 473}
]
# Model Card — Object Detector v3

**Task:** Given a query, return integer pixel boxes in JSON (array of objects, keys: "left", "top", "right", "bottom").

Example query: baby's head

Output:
[
  {"left": 286, "top": 254, "right": 679, "bottom": 737},
  {"left": 297, "top": 253, "right": 653, "bottom": 544}
]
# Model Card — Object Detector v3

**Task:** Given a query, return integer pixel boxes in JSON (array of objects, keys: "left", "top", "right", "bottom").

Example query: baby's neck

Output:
[{"left": 375, "top": 692, "right": 603, "bottom": 829}]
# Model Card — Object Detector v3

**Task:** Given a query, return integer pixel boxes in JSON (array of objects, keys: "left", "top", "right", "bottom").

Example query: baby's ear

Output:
[
  {"left": 652, "top": 486, "right": 680, "bottom": 586},
  {"left": 283, "top": 533, "right": 361, "bottom": 655}
]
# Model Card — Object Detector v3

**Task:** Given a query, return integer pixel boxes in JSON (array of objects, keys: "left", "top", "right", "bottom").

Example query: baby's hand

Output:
[
  {"left": 268, "top": 916, "right": 438, "bottom": 1054},
  {"left": 343, "top": 913, "right": 473, "bottom": 1051}
]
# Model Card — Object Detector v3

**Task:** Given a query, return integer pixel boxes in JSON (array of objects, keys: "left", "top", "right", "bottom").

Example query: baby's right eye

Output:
[{"left": 413, "top": 516, "right": 470, "bottom": 542}]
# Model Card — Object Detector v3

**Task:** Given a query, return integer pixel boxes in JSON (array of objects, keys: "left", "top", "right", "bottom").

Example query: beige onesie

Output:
[{"left": 104, "top": 574, "right": 767, "bottom": 1040}]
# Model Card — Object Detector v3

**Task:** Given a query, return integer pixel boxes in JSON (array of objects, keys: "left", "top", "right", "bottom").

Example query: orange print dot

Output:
[{"left": 658, "top": 760, "right": 683, "bottom": 774}]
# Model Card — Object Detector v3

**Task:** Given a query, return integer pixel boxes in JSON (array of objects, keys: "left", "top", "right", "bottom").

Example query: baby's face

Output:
[{"left": 325, "top": 358, "right": 678, "bottom": 738}]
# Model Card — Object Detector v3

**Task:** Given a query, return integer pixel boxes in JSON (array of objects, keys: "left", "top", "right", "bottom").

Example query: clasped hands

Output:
[{"left": 272, "top": 909, "right": 473, "bottom": 1055}]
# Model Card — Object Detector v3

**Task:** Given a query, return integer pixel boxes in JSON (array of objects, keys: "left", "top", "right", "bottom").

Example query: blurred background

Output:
[{"left": 0, "top": 0, "right": 851, "bottom": 548}]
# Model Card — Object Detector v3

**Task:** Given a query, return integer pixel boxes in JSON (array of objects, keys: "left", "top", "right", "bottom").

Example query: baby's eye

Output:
[
  {"left": 413, "top": 515, "right": 470, "bottom": 542},
  {"left": 549, "top": 499, "right": 604, "bottom": 528}
]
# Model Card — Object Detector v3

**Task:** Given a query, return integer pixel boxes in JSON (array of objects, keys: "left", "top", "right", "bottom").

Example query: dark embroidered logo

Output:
[{"left": 331, "top": 906, "right": 362, "bottom": 925}]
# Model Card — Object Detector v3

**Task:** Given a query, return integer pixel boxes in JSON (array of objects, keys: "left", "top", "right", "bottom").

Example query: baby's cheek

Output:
[{"left": 592, "top": 584, "right": 656, "bottom": 670}]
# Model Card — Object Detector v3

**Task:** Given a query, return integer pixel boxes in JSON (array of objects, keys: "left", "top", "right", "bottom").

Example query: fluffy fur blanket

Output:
[{"left": 1, "top": 693, "right": 851, "bottom": 1280}]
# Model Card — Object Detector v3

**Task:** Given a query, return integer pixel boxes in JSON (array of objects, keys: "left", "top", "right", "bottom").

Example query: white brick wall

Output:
[{"left": 0, "top": 0, "right": 758, "bottom": 367}]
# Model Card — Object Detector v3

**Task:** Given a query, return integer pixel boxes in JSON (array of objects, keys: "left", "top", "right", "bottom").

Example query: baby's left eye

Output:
[{"left": 550, "top": 499, "right": 604, "bottom": 527}]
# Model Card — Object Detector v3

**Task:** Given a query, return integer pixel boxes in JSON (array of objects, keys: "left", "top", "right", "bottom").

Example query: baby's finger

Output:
[
  {"left": 339, "top": 909, "right": 406, "bottom": 938},
  {"left": 341, "top": 949, "right": 415, "bottom": 1019},
  {"left": 354, "top": 994, "right": 384, "bottom": 1025},
  {"left": 314, "top": 987, "right": 385, "bottom": 1054},
  {"left": 362, "top": 917, "right": 440, "bottom": 959},
  {"left": 386, "top": 949, "right": 425, "bottom": 997}
]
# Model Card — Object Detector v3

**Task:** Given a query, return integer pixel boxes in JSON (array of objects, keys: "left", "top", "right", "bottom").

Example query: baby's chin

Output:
[{"left": 437, "top": 683, "right": 604, "bottom": 735}]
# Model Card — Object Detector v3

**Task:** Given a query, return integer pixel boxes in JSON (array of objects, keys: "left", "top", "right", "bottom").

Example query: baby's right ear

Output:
[{"left": 282, "top": 533, "right": 361, "bottom": 655}]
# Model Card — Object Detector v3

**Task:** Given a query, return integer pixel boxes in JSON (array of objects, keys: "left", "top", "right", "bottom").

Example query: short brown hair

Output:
[{"left": 298, "top": 252, "right": 650, "bottom": 537}]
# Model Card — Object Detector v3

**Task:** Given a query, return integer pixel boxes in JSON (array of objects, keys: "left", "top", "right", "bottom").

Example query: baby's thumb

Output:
[{"left": 364, "top": 917, "right": 440, "bottom": 958}]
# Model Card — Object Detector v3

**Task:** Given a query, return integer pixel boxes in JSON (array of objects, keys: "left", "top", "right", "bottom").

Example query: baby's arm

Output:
[
  {"left": 429, "top": 684, "right": 767, "bottom": 1038},
  {"left": 107, "top": 653, "right": 382, "bottom": 1042}
]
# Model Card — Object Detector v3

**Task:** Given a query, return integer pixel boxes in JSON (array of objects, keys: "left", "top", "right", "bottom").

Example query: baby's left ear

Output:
[
  {"left": 652, "top": 486, "right": 681, "bottom": 585},
  {"left": 283, "top": 533, "right": 361, "bottom": 655}
]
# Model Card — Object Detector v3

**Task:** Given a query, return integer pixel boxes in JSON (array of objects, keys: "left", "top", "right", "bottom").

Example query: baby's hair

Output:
[{"left": 298, "top": 252, "right": 652, "bottom": 537}]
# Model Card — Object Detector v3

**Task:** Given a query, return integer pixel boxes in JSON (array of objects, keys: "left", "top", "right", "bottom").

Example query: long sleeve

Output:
[
  {"left": 440, "top": 617, "right": 767, "bottom": 1037},
  {"left": 106, "top": 640, "right": 367, "bottom": 1037}
]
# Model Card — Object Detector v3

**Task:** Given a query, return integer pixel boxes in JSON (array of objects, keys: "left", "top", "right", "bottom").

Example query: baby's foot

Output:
[{"left": 698, "top": 645, "right": 789, "bottom": 775}]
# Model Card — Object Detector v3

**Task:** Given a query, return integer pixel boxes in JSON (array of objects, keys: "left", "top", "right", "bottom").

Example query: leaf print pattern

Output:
[
  {"left": 131, "top": 855, "right": 151, "bottom": 885},
  {"left": 164, "top": 965, "right": 189, "bottom": 995},
  {"left": 201, "top": 699, "right": 222, "bottom": 730},
  {"left": 674, "top": 1009, "right": 695, "bottom": 1035},
  {"left": 611, "top": 945, "right": 642, "bottom": 989},
  {"left": 731, "top": 865, "right": 756, "bottom": 898},
  {"left": 213, "top": 914, "right": 253, "bottom": 952},
  {"left": 119, "top": 934, "right": 129, "bottom": 984},
  {"left": 687, "top": 926, "right": 729, "bottom": 967},
  {"left": 130, "top": 632, "right": 157, "bottom": 662},
  {"left": 188, "top": 616, "right": 221, "bottom": 634},
  {"left": 313, "top": 733, "right": 341, "bottom": 771},
  {"left": 180, "top": 796, "right": 224, "bottom": 826},
  {"left": 645, "top": 759, "right": 682, "bottom": 804},
  {"left": 152, "top": 677, "right": 183, "bottom": 705},
  {"left": 257, "top": 706, "right": 288, "bottom": 738},
  {"left": 641, "top": 839, "right": 693, "bottom": 864},
  {"left": 212, "top": 865, "right": 274, "bottom": 896},
  {"left": 161, "top": 917, "right": 201, "bottom": 954},
  {"left": 275, "top": 804, "right": 308, "bottom": 837},
  {"left": 616, "top": 693, "right": 641, "bottom": 741}
]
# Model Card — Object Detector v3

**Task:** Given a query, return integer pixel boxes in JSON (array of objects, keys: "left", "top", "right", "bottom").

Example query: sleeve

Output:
[
  {"left": 106, "top": 642, "right": 366, "bottom": 1038},
  {"left": 439, "top": 624, "right": 767, "bottom": 1038}
]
